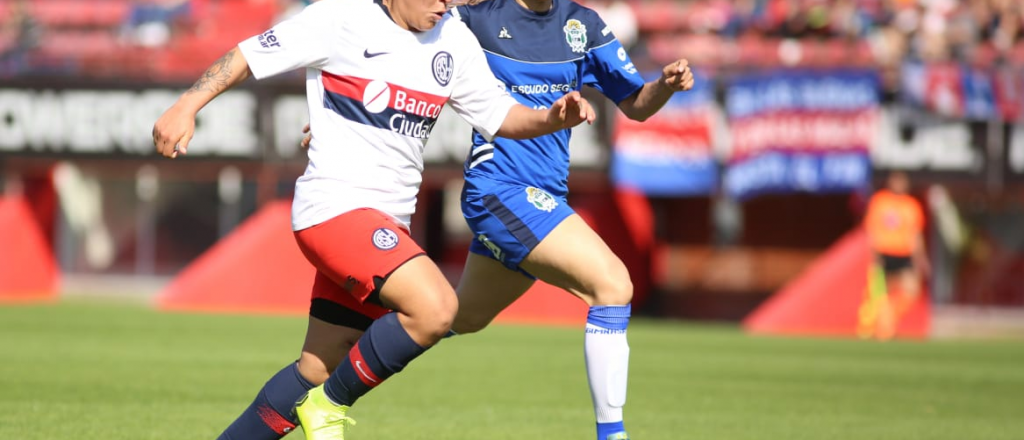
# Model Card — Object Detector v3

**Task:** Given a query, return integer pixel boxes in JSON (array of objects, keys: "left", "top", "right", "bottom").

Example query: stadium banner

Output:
[
  {"left": 610, "top": 70, "right": 717, "bottom": 195},
  {"left": 723, "top": 70, "right": 880, "bottom": 199},
  {"left": 0, "top": 86, "right": 261, "bottom": 157},
  {"left": 0, "top": 82, "right": 608, "bottom": 168},
  {"left": 899, "top": 61, "right": 1024, "bottom": 122}
]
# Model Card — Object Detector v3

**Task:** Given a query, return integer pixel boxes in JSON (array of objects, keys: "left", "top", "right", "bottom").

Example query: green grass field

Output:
[{"left": 1, "top": 301, "right": 1022, "bottom": 440}]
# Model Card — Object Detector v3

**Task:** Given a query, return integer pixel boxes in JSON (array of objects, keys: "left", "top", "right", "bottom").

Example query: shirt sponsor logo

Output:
[
  {"left": 392, "top": 90, "right": 443, "bottom": 119},
  {"left": 321, "top": 73, "right": 448, "bottom": 139},
  {"left": 525, "top": 187, "right": 558, "bottom": 212},
  {"left": 362, "top": 80, "right": 391, "bottom": 114},
  {"left": 389, "top": 114, "right": 436, "bottom": 139},
  {"left": 563, "top": 19, "right": 587, "bottom": 53},
  {"left": 509, "top": 80, "right": 577, "bottom": 95}
]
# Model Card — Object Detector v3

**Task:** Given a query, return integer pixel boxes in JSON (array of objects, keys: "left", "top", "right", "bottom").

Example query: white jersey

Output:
[{"left": 238, "top": 0, "right": 517, "bottom": 231}]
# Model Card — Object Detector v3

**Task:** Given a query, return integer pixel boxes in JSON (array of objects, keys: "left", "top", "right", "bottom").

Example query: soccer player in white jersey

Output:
[
  {"left": 151, "top": 0, "right": 595, "bottom": 439},
  {"left": 296, "top": 0, "right": 694, "bottom": 438}
]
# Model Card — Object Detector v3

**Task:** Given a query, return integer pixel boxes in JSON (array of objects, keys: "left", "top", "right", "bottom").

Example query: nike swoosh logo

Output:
[
  {"left": 363, "top": 49, "right": 388, "bottom": 58},
  {"left": 355, "top": 361, "right": 378, "bottom": 383}
]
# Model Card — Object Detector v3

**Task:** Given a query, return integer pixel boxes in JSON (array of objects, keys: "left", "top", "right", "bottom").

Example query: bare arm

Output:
[
  {"left": 617, "top": 59, "right": 694, "bottom": 122},
  {"left": 495, "top": 91, "right": 596, "bottom": 139},
  {"left": 153, "top": 47, "right": 252, "bottom": 158}
]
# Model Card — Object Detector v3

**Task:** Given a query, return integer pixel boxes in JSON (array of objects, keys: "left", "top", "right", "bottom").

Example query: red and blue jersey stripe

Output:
[{"left": 322, "top": 72, "right": 449, "bottom": 139}]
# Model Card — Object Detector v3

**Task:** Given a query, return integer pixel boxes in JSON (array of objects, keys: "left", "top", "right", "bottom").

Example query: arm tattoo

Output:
[{"left": 187, "top": 49, "right": 236, "bottom": 94}]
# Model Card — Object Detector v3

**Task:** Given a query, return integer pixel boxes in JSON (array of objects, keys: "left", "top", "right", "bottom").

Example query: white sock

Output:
[{"left": 585, "top": 305, "right": 631, "bottom": 425}]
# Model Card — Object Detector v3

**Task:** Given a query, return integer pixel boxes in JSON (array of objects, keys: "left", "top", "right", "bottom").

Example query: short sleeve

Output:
[
  {"left": 446, "top": 32, "right": 517, "bottom": 142},
  {"left": 237, "top": 2, "right": 333, "bottom": 80},
  {"left": 580, "top": 13, "right": 645, "bottom": 104}
]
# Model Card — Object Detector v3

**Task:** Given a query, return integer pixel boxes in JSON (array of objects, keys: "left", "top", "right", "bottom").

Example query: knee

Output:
[
  {"left": 427, "top": 297, "right": 458, "bottom": 339},
  {"left": 592, "top": 261, "right": 633, "bottom": 306},
  {"left": 407, "top": 292, "right": 458, "bottom": 344}
]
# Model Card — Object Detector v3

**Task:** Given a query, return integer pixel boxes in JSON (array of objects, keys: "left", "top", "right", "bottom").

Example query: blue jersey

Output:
[{"left": 453, "top": 0, "right": 645, "bottom": 198}]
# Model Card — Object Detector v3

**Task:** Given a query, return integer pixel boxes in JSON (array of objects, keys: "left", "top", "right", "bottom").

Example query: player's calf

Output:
[{"left": 583, "top": 263, "right": 633, "bottom": 440}]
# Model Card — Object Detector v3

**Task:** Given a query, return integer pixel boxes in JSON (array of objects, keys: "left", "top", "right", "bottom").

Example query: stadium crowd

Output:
[{"left": 3, "top": 0, "right": 1024, "bottom": 83}]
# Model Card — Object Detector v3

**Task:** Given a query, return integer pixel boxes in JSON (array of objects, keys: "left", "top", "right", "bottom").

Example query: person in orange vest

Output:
[{"left": 859, "top": 171, "right": 930, "bottom": 340}]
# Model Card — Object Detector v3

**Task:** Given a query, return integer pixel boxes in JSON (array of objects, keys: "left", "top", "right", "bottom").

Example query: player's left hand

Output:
[
  {"left": 661, "top": 59, "right": 694, "bottom": 92},
  {"left": 548, "top": 91, "right": 596, "bottom": 129}
]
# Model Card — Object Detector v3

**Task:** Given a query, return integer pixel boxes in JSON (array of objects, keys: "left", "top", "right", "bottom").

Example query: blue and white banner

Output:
[
  {"left": 724, "top": 70, "right": 879, "bottom": 199},
  {"left": 611, "top": 70, "right": 717, "bottom": 196}
]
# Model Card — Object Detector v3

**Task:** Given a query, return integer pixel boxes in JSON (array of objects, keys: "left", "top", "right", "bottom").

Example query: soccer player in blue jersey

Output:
[{"left": 446, "top": 2, "right": 693, "bottom": 440}]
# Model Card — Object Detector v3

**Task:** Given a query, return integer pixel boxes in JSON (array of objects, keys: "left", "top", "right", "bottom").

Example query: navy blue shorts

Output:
[{"left": 462, "top": 180, "right": 574, "bottom": 278}]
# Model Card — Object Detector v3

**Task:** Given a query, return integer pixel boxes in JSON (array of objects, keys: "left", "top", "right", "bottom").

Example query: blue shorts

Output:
[{"left": 462, "top": 180, "right": 574, "bottom": 277}]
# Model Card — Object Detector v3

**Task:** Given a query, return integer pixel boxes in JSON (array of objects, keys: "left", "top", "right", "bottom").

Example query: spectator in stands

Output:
[
  {"left": 120, "top": 0, "right": 191, "bottom": 48},
  {"left": 859, "top": 171, "right": 930, "bottom": 340},
  {"left": 0, "top": 0, "right": 41, "bottom": 76}
]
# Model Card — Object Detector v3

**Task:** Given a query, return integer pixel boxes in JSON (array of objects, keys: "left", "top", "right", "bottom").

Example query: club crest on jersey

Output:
[
  {"left": 372, "top": 228, "right": 399, "bottom": 250},
  {"left": 525, "top": 187, "right": 558, "bottom": 213},
  {"left": 563, "top": 19, "right": 587, "bottom": 53},
  {"left": 432, "top": 52, "right": 454, "bottom": 87}
]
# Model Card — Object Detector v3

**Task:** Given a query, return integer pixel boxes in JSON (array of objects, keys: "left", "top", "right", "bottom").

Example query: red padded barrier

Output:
[
  {"left": 743, "top": 228, "right": 930, "bottom": 339},
  {"left": 157, "top": 200, "right": 313, "bottom": 315},
  {"left": 0, "top": 197, "right": 59, "bottom": 302}
]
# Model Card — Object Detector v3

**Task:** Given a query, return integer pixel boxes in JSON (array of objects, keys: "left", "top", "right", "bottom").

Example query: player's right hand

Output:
[
  {"left": 152, "top": 104, "right": 196, "bottom": 159},
  {"left": 547, "top": 91, "right": 596, "bottom": 130},
  {"left": 300, "top": 123, "right": 312, "bottom": 150},
  {"left": 661, "top": 59, "right": 694, "bottom": 92}
]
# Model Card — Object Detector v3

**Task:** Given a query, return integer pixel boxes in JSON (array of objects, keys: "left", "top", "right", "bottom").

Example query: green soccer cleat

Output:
[
  {"left": 294, "top": 385, "right": 357, "bottom": 440},
  {"left": 606, "top": 432, "right": 630, "bottom": 440}
]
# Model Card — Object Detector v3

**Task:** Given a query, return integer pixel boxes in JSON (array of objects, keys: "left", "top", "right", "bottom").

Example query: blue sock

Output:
[
  {"left": 218, "top": 362, "right": 312, "bottom": 440},
  {"left": 597, "top": 421, "right": 627, "bottom": 440},
  {"left": 322, "top": 312, "right": 426, "bottom": 406}
]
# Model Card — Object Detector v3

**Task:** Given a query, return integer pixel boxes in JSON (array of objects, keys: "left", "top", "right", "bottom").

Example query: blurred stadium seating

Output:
[
  {"left": 5, "top": 0, "right": 1024, "bottom": 81},
  {"left": 0, "top": 0, "right": 277, "bottom": 80}
]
